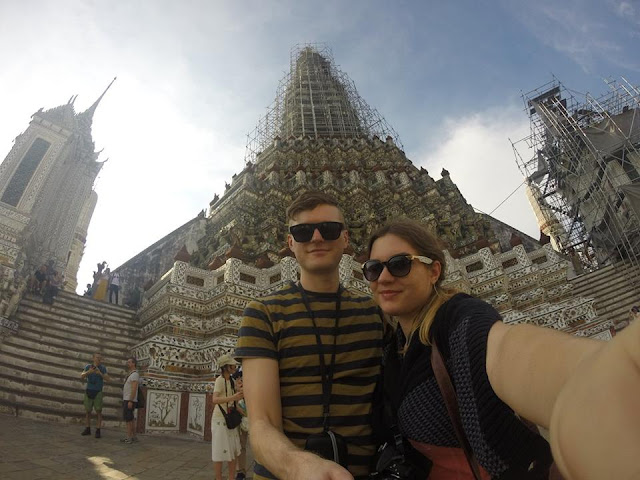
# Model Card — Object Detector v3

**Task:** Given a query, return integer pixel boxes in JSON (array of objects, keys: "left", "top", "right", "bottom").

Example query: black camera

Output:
[{"left": 369, "top": 437, "right": 432, "bottom": 480}]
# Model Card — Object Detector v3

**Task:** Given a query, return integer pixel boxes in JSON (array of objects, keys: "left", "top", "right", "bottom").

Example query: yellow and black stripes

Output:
[{"left": 236, "top": 282, "right": 383, "bottom": 479}]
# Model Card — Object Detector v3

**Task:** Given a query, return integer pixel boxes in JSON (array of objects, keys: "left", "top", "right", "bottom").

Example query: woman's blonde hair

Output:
[{"left": 368, "top": 219, "right": 457, "bottom": 347}]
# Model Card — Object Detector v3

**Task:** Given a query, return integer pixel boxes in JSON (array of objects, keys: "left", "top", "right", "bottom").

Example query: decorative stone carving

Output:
[
  {"left": 187, "top": 393, "right": 206, "bottom": 436},
  {"left": 145, "top": 390, "right": 181, "bottom": 431}
]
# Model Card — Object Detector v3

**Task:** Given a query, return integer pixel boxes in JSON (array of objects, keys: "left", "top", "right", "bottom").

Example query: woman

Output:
[
  {"left": 93, "top": 267, "right": 109, "bottom": 302},
  {"left": 365, "top": 219, "right": 640, "bottom": 480},
  {"left": 211, "top": 354, "right": 243, "bottom": 480}
]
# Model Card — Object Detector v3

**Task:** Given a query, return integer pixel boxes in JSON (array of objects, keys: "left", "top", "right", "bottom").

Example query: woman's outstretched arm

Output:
[{"left": 486, "top": 319, "right": 640, "bottom": 479}]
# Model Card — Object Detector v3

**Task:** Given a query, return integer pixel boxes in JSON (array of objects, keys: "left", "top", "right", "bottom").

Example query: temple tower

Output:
[
  {"left": 514, "top": 78, "right": 640, "bottom": 278},
  {"left": 0, "top": 79, "right": 113, "bottom": 310},
  {"left": 188, "top": 45, "right": 530, "bottom": 273},
  {"left": 113, "top": 46, "right": 621, "bottom": 440}
]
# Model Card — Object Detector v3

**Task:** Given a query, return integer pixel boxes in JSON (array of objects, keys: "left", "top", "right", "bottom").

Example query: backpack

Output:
[{"left": 136, "top": 385, "right": 145, "bottom": 409}]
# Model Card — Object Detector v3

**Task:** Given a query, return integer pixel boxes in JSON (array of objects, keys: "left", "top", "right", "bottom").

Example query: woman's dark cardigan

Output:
[{"left": 376, "top": 293, "right": 552, "bottom": 479}]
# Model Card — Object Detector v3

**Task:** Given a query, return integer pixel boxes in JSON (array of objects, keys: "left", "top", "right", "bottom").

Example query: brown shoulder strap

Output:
[{"left": 431, "top": 341, "right": 484, "bottom": 480}]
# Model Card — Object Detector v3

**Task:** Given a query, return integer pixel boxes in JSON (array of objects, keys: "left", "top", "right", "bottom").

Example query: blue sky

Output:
[{"left": 0, "top": 0, "right": 638, "bottom": 292}]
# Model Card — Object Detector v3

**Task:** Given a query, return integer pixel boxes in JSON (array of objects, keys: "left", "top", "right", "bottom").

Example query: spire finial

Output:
[{"left": 81, "top": 76, "right": 116, "bottom": 119}]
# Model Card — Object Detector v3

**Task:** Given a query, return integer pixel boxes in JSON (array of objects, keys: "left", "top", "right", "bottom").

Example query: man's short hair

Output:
[{"left": 286, "top": 191, "right": 342, "bottom": 223}]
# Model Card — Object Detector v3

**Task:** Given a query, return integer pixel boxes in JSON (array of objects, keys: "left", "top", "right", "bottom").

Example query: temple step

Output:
[
  {"left": 0, "top": 290, "right": 139, "bottom": 427},
  {"left": 569, "top": 261, "right": 640, "bottom": 329}
]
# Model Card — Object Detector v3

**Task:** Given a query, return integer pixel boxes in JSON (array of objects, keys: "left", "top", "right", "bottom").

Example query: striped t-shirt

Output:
[{"left": 235, "top": 282, "right": 384, "bottom": 479}]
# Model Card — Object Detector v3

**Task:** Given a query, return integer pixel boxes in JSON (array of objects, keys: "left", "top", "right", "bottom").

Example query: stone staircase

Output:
[
  {"left": 570, "top": 261, "right": 640, "bottom": 330},
  {"left": 0, "top": 290, "right": 140, "bottom": 427}
]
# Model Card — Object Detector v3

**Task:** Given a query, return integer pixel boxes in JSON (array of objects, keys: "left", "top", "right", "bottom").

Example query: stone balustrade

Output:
[{"left": 134, "top": 241, "right": 606, "bottom": 391}]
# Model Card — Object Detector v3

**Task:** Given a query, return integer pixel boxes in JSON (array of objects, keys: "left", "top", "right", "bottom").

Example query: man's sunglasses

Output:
[
  {"left": 289, "top": 222, "right": 344, "bottom": 243},
  {"left": 361, "top": 254, "right": 433, "bottom": 282}
]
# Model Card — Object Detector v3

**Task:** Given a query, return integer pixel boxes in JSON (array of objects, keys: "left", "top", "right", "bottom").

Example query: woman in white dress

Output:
[{"left": 211, "top": 354, "right": 243, "bottom": 480}]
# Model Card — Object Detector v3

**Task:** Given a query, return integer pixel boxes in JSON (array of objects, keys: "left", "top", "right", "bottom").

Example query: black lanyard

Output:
[{"left": 298, "top": 283, "right": 342, "bottom": 431}]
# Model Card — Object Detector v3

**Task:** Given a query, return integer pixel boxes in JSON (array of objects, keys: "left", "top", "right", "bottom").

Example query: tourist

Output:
[
  {"left": 121, "top": 356, "right": 139, "bottom": 444},
  {"left": 232, "top": 367, "right": 249, "bottom": 480},
  {"left": 93, "top": 267, "right": 109, "bottom": 302},
  {"left": 92, "top": 261, "right": 107, "bottom": 290},
  {"left": 211, "top": 354, "right": 242, "bottom": 480},
  {"left": 29, "top": 264, "right": 47, "bottom": 294},
  {"left": 80, "top": 353, "right": 110, "bottom": 438},
  {"left": 42, "top": 269, "right": 63, "bottom": 305},
  {"left": 83, "top": 283, "right": 93, "bottom": 297},
  {"left": 365, "top": 219, "right": 640, "bottom": 479},
  {"left": 108, "top": 270, "right": 121, "bottom": 304},
  {"left": 235, "top": 191, "right": 384, "bottom": 479}
]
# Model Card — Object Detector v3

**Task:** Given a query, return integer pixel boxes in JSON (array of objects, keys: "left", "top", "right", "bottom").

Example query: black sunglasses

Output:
[
  {"left": 289, "top": 222, "right": 344, "bottom": 242},
  {"left": 362, "top": 254, "right": 433, "bottom": 282}
]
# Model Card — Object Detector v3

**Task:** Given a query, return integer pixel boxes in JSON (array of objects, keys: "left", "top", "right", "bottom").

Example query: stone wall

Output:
[{"left": 114, "top": 212, "right": 207, "bottom": 308}]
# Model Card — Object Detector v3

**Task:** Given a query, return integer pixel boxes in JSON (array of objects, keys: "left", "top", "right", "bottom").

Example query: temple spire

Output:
[
  {"left": 80, "top": 77, "right": 116, "bottom": 120},
  {"left": 244, "top": 45, "right": 402, "bottom": 164}
]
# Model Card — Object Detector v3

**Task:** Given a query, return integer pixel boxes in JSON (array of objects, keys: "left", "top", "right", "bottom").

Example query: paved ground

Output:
[{"left": 0, "top": 415, "right": 254, "bottom": 479}]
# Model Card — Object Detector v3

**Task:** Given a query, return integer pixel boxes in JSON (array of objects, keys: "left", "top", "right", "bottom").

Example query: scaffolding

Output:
[
  {"left": 244, "top": 44, "right": 402, "bottom": 163},
  {"left": 512, "top": 77, "right": 640, "bottom": 277}
]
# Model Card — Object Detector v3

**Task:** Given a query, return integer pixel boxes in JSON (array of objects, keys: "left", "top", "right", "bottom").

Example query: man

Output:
[
  {"left": 109, "top": 270, "right": 121, "bottom": 304},
  {"left": 80, "top": 353, "right": 110, "bottom": 438},
  {"left": 235, "top": 191, "right": 384, "bottom": 480},
  {"left": 121, "top": 356, "right": 139, "bottom": 444},
  {"left": 30, "top": 265, "right": 47, "bottom": 294}
]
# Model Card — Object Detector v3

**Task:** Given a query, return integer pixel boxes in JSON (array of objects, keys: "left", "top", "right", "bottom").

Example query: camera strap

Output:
[
  {"left": 218, "top": 377, "right": 236, "bottom": 417},
  {"left": 383, "top": 338, "right": 408, "bottom": 457},
  {"left": 298, "top": 283, "right": 342, "bottom": 432}
]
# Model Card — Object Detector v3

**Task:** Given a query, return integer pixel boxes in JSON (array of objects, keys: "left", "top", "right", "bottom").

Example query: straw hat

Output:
[{"left": 217, "top": 354, "right": 238, "bottom": 369}]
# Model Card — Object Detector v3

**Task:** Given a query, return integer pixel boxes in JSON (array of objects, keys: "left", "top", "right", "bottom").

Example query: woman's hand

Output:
[
  {"left": 550, "top": 319, "right": 640, "bottom": 479},
  {"left": 232, "top": 391, "right": 244, "bottom": 401}
]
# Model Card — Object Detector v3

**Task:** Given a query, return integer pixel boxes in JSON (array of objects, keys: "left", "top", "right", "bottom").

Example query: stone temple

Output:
[{"left": 0, "top": 45, "right": 638, "bottom": 439}]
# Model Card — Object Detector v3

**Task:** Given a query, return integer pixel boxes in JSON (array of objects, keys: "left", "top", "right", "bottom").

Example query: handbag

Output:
[
  {"left": 219, "top": 404, "right": 242, "bottom": 429},
  {"left": 218, "top": 378, "right": 242, "bottom": 429},
  {"left": 86, "top": 390, "right": 99, "bottom": 399}
]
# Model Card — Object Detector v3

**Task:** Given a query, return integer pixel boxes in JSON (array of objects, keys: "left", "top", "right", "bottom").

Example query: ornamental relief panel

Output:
[
  {"left": 546, "top": 283, "right": 574, "bottom": 301},
  {"left": 146, "top": 390, "right": 180, "bottom": 431},
  {"left": 0, "top": 242, "right": 20, "bottom": 263},
  {"left": 187, "top": 394, "right": 206, "bottom": 435},
  {"left": 512, "top": 287, "right": 546, "bottom": 309},
  {"left": 469, "top": 267, "right": 505, "bottom": 285},
  {"left": 574, "top": 321, "right": 614, "bottom": 339},
  {"left": 134, "top": 335, "right": 237, "bottom": 371},
  {"left": 0, "top": 204, "right": 30, "bottom": 225},
  {"left": 470, "top": 277, "right": 507, "bottom": 296}
]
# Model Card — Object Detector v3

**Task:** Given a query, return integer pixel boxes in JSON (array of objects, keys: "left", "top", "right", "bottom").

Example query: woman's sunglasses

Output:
[
  {"left": 289, "top": 222, "right": 344, "bottom": 243},
  {"left": 362, "top": 254, "right": 433, "bottom": 282}
]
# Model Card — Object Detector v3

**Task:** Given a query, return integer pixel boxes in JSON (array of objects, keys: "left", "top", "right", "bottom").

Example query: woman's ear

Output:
[{"left": 430, "top": 260, "right": 442, "bottom": 284}]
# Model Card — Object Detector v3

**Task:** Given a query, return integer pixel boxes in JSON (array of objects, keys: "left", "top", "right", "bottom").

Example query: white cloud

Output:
[
  {"left": 77, "top": 74, "right": 244, "bottom": 292},
  {"left": 414, "top": 105, "right": 541, "bottom": 240},
  {"left": 507, "top": 0, "right": 639, "bottom": 73}
]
